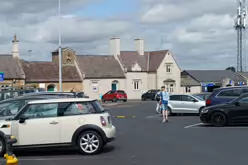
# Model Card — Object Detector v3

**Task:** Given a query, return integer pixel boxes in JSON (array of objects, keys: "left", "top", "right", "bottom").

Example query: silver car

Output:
[{"left": 168, "top": 94, "right": 205, "bottom": 115}]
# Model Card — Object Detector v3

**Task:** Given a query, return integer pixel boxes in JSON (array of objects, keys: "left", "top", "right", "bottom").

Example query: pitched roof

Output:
[
  {"left": 0, "top": 55, "right": 25, "bottom": 79},
  {"left": 76, "top": 55, "right": 125, "bottom": 79},
  {"left": 51, "top": 47, "right": 74, "bottom": 53},
  {"left": 21, "top": 61, "right": 81, "bottom": 82},
  {"left": 238, "top": 72, "right": 248, "bottom": 79},
  {"left": 118, "top": 50, "right": 168, "bottom": 72},
  {"left": 184, "top": 70, "right": 245, "bottom": 82}
]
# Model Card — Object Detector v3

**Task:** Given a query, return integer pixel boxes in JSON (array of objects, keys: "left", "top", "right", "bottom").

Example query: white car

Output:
[
  {"left": 168, "top": 94, "right": 206, "bottom": 115},
  {"left": 0, "top": 98, "right": 116, "bottom": 155}
]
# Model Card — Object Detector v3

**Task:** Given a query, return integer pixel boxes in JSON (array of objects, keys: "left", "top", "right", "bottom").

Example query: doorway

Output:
[
  {"left": 111, "top": 80, "right": 119, "bottom": 91},
  {"left": 47, "top": 84, "right": 56, "bottom": 91}
]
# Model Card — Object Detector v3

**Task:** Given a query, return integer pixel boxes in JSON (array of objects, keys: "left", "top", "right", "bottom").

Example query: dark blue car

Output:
[{"left": 206, "top": 86, "right": 248, "bottom": 106}]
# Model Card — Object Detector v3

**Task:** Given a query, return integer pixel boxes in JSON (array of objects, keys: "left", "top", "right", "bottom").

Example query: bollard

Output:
[{"left": 4, "top": 135, "right": 18, "bottom": 165}]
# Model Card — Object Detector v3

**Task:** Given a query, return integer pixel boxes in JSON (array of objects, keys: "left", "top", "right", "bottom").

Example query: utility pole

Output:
[
  {"left": 234, "top": 0, "right": 247, "bottom": 72},
  {"left": 58, "top": 0, "right": 62, "bottom": 91}
]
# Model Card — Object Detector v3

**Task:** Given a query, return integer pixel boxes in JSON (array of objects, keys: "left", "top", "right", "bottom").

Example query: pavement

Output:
[{"left": 1, "top": 101, "right": 248, "bottom": 165}]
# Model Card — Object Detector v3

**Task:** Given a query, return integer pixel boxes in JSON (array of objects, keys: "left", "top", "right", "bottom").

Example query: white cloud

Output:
[{"left": 0, "top": 0, "right": 241, "bottom": 69}]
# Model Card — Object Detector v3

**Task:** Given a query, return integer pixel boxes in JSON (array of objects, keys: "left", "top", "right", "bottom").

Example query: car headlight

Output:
[{"left": 201, "top": 108, "right": 208, "bottom": 113}]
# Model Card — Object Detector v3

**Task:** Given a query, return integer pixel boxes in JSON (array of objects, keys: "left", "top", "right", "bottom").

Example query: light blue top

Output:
[{"left": 160, "top": 91, "right": 170, "bottom": 104}]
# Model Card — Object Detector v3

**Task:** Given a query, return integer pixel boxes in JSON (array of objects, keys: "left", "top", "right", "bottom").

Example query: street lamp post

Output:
[{"left": 58, "top": 0, "right": 62, "bottom": 92}]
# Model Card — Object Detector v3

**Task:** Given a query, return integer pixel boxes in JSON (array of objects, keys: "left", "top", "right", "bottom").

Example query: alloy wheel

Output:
[{"left": 80, "top": 133, "right": 100, "bottom": 154}]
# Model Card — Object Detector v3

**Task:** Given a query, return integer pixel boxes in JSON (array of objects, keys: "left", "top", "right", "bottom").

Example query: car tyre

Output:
[
  {"left": 141, "top": 97, "right": 146, "bottom": 101},
  {"left": 211, "top": 112, "right": 227, "bottom": 127},
  {"left": 123, "top": 100, "right": 127, "bottom": 102},
  {"left": 77, "top": 130, "right": 103, "bottom": 155},
  {"left": 113, "top": 97, "right": 117, "bottom": 102},
  {"left": 167, "top": 107, "right": 173, "bottom": 116},
  {"left": 101, "top": 98, "right": 105, "bottom": 102},
  {"left": 0, "top": 137, "right": 6, "bottom": 156}
]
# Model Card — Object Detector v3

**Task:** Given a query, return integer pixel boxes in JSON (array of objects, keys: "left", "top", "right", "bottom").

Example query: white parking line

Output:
[{"left": 184, "top": 123, "right": 204, "bottom": 128}]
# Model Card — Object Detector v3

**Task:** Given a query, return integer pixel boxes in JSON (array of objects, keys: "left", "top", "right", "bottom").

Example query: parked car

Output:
[
  {"left": 141, "top": 89, "right": 160, "bottom": 101},
  {"left": 0, "top": 88, "right": 43, "bottom": 101},
  {"left": 194, "top": 92, "right": 211, "bottom": 100},
  {"left": 0, "top": 98, "right": 115, "bottom": 155},
  {"left": 206, "top": 86, "right": 248, "bottom": 107},
  {"left": 0, "top": 95, "right": 61, "bottom": 120},
  {"left": 23, "top": 92, "right": 89, "bottom": 98},
  {"left": 101, "top": 90, "right": 127, "bottom": 102},
  {"left": 167, "top": 94, "right": 205, "bottom": 115},
  {"left": 200, "top": 93, "right": 248, "bottom": 127}
]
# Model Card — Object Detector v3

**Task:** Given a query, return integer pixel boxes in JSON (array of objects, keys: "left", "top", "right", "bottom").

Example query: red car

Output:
[{"left": 102, "top": 90, "right": 127, "bottom": 102}]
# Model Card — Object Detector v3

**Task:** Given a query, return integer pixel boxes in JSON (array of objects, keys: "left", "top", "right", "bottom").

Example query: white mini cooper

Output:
[{"left": 0, "top": 98, "right": 116, "bottom": 155}]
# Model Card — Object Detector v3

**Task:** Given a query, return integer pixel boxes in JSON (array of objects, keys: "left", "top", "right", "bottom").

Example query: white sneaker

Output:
[{"left": 162, "top": 119, "right": 165, "bottom": 123}]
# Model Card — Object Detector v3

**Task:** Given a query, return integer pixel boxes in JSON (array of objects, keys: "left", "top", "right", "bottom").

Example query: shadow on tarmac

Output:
[{"left": 12, "top": 145, "right": 115, "bottom": 157}]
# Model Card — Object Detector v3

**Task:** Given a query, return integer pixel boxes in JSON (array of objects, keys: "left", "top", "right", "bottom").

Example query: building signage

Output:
[
  {"left": 92, "top": 82, "right": 98, "bottom": 92},
  {"left": 0, "top": 72, "right": 4, "bottom": 81},
  {"left": 201, "top": 82, "right": 215, "bottom": 87}
]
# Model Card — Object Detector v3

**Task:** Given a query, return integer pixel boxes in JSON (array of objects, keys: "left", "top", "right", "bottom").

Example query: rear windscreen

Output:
[{"left": 117, "top": 90, "right": 125, "bottom": 94}]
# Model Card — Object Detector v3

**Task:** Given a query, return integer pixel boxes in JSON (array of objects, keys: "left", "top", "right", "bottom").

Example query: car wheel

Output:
[
  {"left": 77, "top": 130, "right": 103, "bottom": 155},
  {"left": 141, "top": 97, "right": 146, "bottom": 101},
  {"left": 167, "top": 107, "right": 173, "bottom": 116},
  {"left": 123, "top": 100, "right": 127, "bottom": 102},
  {"left": 101, "top": 98, "right": 105, "bottom": 102},
  {"left": 0, "top": 137, "right": 6, "bottom": 156},
  {"left": 211, "top": 112, "right": 227, "bottom": 127},
  {"left": 113, "top": 97, "right": 117, "bottom": 102}
]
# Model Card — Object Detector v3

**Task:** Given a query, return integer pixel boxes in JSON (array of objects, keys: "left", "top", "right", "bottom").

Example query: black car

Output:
[
  {"left": 141, "top": 89, "right": 160, "bottom": 101},
  {"left": 0, "top": 88, "right": 44, "bottom": 101},
  {"left": 0, "top": 95, "right": 60, "bottom": 120},
  {"left": 22, "top": 92, "right": 89, "bottom": 98},
  {"left": 200, "top": 93, "right": 248, "bottom": 127}
]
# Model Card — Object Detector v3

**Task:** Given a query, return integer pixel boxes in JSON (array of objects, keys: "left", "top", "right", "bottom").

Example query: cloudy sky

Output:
[{"left": 0, "top": 0, "right": 239, "bottom": 69}]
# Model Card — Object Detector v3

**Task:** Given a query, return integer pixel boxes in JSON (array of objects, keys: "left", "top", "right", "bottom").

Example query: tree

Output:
[{"left": 225, "top": 67, "right": 236, "bottom": 72}]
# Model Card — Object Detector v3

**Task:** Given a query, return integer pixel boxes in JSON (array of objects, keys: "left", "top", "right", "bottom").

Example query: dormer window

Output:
[{"left": 67, "top": 53, "right": 72, "bottom": 62}]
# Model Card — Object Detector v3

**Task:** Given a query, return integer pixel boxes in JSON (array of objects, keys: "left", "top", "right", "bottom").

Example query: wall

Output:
[
  {"left": 147, "top": 73, "right": 157, "bottom": 89},
  {"left": 180, "top": 86, "right": 201, "bottom": 94},
  {"left": 83, "top": 79, "right": 126, "bottom": 99},
  {"left": 0, "top": 80, "right": 25, "bottom": 86},
  {"left": 156, "top": 52, "right": 181, "bottom": 93},
  {"left": 125, "top": 72, "right": 148, "bottom": 99},
  {"left": 27, "top": 82, "right": 83, "bottom": 92}
]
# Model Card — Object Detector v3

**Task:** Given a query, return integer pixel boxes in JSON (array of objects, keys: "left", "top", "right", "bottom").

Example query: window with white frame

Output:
[
  {"left": 169, "top": 84, "right": 174, "bottom": 93},
  {"left": 133, "top": 80, "right": 140, "bottom": 90},
  {"left": 166, "top": 64, "right": 172, "bottom": 73}
]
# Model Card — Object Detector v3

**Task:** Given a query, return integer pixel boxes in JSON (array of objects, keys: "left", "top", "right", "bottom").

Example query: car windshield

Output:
[
  {"left": 192, "top": 95, "right": 204, "bottom": 101},
  {"left": 117, "top": 90, "right": 125, "bottom": 94}
]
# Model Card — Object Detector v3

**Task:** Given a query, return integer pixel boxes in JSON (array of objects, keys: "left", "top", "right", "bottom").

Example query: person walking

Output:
[
  {"left": 160, "top": 86, "right": 170, "bottom": 123},
  {"left": 155, "top": 90, "right": 161, "bottom": 113}
]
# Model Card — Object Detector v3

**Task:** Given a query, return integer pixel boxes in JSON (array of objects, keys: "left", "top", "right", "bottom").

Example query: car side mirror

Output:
[{"left": 19, "top": 116, "right": 27, "bottom": 124}]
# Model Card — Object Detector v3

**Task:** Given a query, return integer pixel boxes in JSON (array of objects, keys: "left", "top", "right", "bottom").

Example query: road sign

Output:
[{"left": 0, "top": 72, "right": 4, "bottom": 81}]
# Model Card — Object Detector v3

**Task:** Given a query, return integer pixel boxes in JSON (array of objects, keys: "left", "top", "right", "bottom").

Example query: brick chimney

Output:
[
  {"left": 134, "top": 38, "right": 144, "bottom": 55},
  {"left": 110, "top": 37, "right": 120, "bottom": 57}
]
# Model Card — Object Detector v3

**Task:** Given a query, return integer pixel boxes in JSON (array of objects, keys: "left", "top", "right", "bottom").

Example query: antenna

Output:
[{"left": 234, "top": 0, "right": 247, "bottom": 72}]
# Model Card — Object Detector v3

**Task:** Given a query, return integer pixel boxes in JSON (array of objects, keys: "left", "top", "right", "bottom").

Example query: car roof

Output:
[
  {"left": 214, "top": 86, "right": 248, "bottom": 91},
  {"left": 23, "top": 92, "right": 75, "bottom": 96},
  {"left": 27, "top": 98, "right": 96, "bottom": 104},
  {"left": 0, "top": 95, "right": 61, "bottom": 103}
]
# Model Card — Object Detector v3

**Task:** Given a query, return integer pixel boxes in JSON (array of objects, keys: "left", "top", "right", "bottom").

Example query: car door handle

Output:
[{"left": 50, "top": 121, "right": 59, "bottom": 125}]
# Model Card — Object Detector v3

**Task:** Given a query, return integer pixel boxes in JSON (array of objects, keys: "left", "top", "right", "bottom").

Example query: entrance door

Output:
[
  {"left": 111, "top": 83, "right": 116, "bottom": 91},
  {"left": 47, "top": 85, "right": 55, "bottom": 91}
]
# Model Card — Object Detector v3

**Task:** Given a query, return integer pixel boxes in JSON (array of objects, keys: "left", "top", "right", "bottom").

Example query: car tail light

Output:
[
  {"left": 100, "top": 116, "right": 107, "bottom": 126},
  {"left": 206, "top": 99, "right": 211, "bottom": 106}
]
